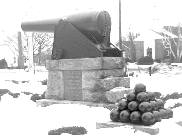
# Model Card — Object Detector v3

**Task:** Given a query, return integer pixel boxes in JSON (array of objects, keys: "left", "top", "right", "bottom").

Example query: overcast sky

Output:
[
  {"left": 1, "top": 0, "right": 182, "bottom": 42},
  {"left": 1, "top": 0, "right": 182, "bottom": 63}
]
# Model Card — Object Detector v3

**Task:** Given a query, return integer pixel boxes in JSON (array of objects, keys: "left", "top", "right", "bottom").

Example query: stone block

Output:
[
  {"left": 98, "top": 77, "right": 130, "bottom": 91},
  {"left": 63, "top": 70, "right": 82, "bottom": 101},
  {"left": 46, "top": 57, "right": 125, "bottom": 71},
  {"left": 82, "top": 71, "right": 99, "bottom": 90},
  {"left": 46, "top": 71, "right": 64, "bottom": 100},
  {"left": 105, "top": 87, "right": 132, "bottom": 103},
  {"left": 82, "top": 89, "right": 93, "bottom": 102},
  {"left": 82, "top": 69, "right": 126, "bottom": 91},
  {"left": 45, "top": 57, "right": 127, "bottom": 102},
  {"left": 58, "top": 58, "right": 102, "bottom": 70},
  {"left": 119, "top": 77, "right": 130, "bottom": 88},
  {"left": 102, "top": 57, "right": 125, "bottom": 69},
  {"left": 101, "top": 69, "right": 125, "bottom": 78},
  {"left": 46, "top": 60, "right": 59, "bottom": 70},
  {"left": 98, "top": 78, "right": 118, "bottom": 91},
  {"left": 82, "top": 89, "right": 108, "bottom": 103}
]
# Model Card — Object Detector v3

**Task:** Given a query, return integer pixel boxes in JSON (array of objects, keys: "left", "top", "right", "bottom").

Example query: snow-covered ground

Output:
[
  {"left": 0, "top": 64, "right": 182, "bottom": 136},
  {"left": 128, "top": 63, "right": 182, "bottom": 96}
]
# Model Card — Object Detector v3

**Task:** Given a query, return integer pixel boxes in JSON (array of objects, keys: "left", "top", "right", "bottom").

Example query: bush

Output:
[
  {"left": 8, "top": 92, "right": 20, "bottom": 98},
  {"left": 154, "top": 59, "right": 161, "bottom": 63},
  {"left": 125, "top": 57, "right": 134, "bottom": 63},
  {"left": 41, "top": 79, "right": 47, "bottom": 85},
  {"left": 0, "top": 59, "right": 8, "bottom": 69},
  {"left": 137, "top": 56, "right": 154, "bottom": 65},
  {"left": 30, "top": 94, "right": 42, "bottom": 102},
  {"left": 30, "top": 92, "right": 46, "bottom": 102},
  {"left": 48, "top": 126, "right": 87, "bottom": 135},
  {"left": 21, "top": 91, "right": 33, "bottom": 95},
  {"left": 41, "top": 91, "right": 46, "bottom": 99},
  {"left": 161, "top": 92, "right": 182, "bottom": 102},
  {"left": 0, "top": 89, "right": 10, "bottom": 96}
]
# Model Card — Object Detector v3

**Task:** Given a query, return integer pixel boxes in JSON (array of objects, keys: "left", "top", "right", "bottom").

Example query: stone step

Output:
[
  {"left": 96, "top": 121, "right": 159, "bottom": 135},
  {"left": 36, "top": 99, "right": 116, "bottom": 108}
]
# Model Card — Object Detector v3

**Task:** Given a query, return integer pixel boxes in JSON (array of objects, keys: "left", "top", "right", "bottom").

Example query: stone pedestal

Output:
[{"left": 46, "top": 57, "right": 130, "bottom": 102}]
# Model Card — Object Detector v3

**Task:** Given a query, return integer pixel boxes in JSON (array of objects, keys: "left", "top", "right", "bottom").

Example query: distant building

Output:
[
  {"left": 134, "top": 41, "right": 144, "bottom": 60},
  {"left": 116, "top": 29, "right": 182, "bottom": 62},
  {"left": 116, "top": 40, "right": 144, "bottom": 61}
]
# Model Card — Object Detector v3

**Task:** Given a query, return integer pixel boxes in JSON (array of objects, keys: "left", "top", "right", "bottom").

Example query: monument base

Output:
[{"left": 46, "top": 57, "right": 130, "bottom": 102}]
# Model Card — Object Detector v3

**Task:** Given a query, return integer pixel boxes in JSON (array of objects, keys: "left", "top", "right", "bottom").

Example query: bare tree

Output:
[
  {"left": 3, "top": 34, "right": 18, "bottom": 56},
  {"left": 163, "top": 25, "right": 182, "bottom": 62},
  {"left": 1, "top": 34, "right": 20, "bottom": 66},
  {"left": 128, "top": 32, "right": 140, "bottom": 61},
  {"left": 33, "top": 32, "right": 53, "bottom": 65}
]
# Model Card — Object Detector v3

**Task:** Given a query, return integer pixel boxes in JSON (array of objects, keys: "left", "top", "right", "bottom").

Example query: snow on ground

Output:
[
  {"left": 0, "top": 69, "right": 47, "bottom": 94},
  {"left": 0, "top": 64, "right": 182, "bottom": 136},
  {"left": 128, "top": 63, "right": 182, "bottom": 96}
]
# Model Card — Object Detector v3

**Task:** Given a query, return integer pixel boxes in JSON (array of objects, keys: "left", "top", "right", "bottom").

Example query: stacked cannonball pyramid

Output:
[{"left": 110, "top": 83, "right": 173, "bottom": 126}]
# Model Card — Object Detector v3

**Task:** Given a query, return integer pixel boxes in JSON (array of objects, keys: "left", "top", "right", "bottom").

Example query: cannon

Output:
[{"left": 21, "top": 11, "right": 122, "bottom": 59}]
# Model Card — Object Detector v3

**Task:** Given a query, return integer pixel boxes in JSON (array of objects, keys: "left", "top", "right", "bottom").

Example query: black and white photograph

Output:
[{"left": 0, "top": 0, "right": 182, "bottom": 136}]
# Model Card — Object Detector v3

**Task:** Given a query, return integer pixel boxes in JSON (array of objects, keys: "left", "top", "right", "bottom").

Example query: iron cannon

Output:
[{"left": 21, "top": 11, "right": 121, "bottom": 59}]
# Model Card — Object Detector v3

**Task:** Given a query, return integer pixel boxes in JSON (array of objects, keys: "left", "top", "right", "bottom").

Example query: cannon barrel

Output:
[
  {"left": 21, "top": 11, "right": 111, "bottom": 44},
  {"left": 21, "top": 18, "right": 60, "bottom": 32}
]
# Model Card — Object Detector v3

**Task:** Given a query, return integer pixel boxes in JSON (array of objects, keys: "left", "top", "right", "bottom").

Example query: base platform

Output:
[{"left": 96, "top": 121, "right": 159, "bottom": 135}]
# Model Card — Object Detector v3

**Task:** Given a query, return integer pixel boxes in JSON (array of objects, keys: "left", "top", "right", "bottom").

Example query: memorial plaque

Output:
[{"left": 63, "top": 70, "right": 82, "bottom": 100}]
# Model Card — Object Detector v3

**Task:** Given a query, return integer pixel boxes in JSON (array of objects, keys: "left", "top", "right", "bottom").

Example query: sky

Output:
[
  {"left": 1, "top": 0, "right": 182, "bottom": 41},
  {"left": 1, "top": 0, "right": 182, "bottom": 63}
]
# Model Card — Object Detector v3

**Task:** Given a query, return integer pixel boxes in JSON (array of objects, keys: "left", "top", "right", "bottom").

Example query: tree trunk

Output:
[
  {"left": 27, "top": 32, "right": 34, "bottom": 70},
  {"left": 17, "top": 32, "right": 24, "bottom": 69},
  {"left": 38, "top": 45, "right": 42, "bottom": 65},
  {"left": 177, "top": 24, "right": 181, "bottom": 62}
]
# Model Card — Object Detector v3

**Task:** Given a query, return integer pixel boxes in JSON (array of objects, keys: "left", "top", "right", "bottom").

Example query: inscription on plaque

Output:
[{"left": 63, "top": 70, "right": 82, "bottom": 100}]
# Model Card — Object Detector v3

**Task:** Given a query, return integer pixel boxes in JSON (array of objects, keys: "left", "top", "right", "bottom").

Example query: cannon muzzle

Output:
[
  {"left": 21, "top": 18, "right": 60, "bottom": 32},
  {"left": 66, "top": 11, "right": 111, "bottom": 44}
]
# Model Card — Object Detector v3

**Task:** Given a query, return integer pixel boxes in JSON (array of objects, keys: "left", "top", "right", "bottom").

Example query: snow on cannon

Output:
[{"left": 21, "top": 11, "right": 122, "bottom": 59}]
